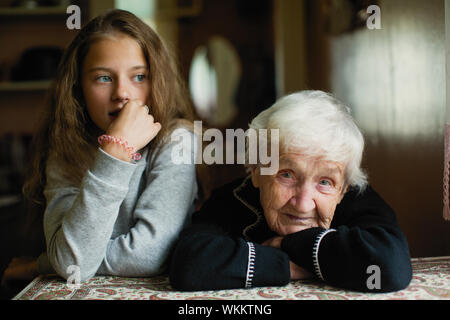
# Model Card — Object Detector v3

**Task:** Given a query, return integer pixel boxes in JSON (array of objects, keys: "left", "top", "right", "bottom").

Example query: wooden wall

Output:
[{"left": 305, "top": 0, "right": 450, "bottom": 258}]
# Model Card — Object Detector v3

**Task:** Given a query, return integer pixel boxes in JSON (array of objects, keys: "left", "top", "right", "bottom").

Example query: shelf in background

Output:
[
  {"left": 0, "top": 80, "right": 51, "bottom": 92},
  {"left": 0, "top": 194, "right": 22, "bottom": 208},
  {"left": 0, "top": 6, "right": 67, "bottom": 16}
]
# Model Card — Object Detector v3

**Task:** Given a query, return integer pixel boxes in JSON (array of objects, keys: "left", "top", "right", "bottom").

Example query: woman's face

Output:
[
  {"left": 81, "top": 33, "right": 150, "bottom": 131},
  {"left": 251, "top": 152, "right": 347, "bottom": 236}
]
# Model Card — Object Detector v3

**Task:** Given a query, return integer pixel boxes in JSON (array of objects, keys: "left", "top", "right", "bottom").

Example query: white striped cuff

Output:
[
  {"left": 312, "top": 229, "right": 336, "bottom": 281},
  {"left": 245, "top": 242, "right": 256, "bottom": 288}
]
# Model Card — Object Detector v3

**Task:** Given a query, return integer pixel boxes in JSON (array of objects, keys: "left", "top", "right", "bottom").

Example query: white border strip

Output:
[
  {"left": 312, "top": 229, "right": 336, "bottom": 281},
  {"left": 245, "top": 242, "right": 256, "bottom": 288}
]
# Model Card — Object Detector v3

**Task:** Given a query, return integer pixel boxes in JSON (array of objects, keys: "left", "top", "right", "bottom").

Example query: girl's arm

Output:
[
  {"left": 96, "top": 129, "right": 198, "bottom": 276},
  {"left": 43, "top": 148, "right": 138, "bottom": 282},
  {"left": 43, "top": 129, "right": 197, "bottom": 282}
]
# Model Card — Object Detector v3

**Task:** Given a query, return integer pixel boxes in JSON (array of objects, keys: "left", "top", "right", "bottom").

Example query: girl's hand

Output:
[
  {"left": 104, "top": 99, "right": 161, "bottom": 161},
  {"left": 1, "top": 257, "right": 38, "bottom": 288}
]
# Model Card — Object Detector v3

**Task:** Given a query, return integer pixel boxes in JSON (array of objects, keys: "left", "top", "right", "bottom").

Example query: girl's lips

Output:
[{"left": 108, "top": 110, "right": 121, "bottom": 117}]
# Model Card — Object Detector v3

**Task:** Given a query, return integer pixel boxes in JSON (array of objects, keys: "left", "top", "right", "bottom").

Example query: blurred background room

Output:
[{"left": 0, "top": 0, "right": 449, "bottom": 298}]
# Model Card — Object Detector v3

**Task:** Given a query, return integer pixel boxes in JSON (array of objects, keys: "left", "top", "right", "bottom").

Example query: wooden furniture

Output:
[{"left": 0, "top": 1, "right": 87, "bottom": 135}]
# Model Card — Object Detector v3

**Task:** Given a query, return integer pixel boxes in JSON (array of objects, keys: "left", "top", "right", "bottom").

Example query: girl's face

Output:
[{"left": 82, "top": 33, "right": 150, "bottom": 131}]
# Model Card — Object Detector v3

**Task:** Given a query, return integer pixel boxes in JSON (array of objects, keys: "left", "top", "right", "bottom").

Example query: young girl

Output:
[{"left": 3, "top": 9, "right": 198, "bottom": 283}]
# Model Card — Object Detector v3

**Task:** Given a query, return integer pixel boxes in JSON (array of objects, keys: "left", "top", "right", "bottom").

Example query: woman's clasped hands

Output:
[{"left": 262, "top": 236, "right": 314, "bottom": 281}]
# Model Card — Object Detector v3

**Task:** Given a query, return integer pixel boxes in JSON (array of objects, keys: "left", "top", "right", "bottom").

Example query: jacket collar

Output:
[
  {"left": 232, "top": 175, "right": 262, "bottom": 216},
  {"left": 232, "top": 175, "right": 277, "bottom": 241}
]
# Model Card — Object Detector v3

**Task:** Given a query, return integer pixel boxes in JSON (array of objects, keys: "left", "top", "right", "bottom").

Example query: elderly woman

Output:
[{"left": 169, "top": 90, "right": 412, "bottom": 293}]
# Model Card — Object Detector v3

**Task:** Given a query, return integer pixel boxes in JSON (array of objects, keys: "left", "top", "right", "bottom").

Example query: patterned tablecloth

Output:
[{"left": 13, "top": 256, "right": 450, "bottom": 300}]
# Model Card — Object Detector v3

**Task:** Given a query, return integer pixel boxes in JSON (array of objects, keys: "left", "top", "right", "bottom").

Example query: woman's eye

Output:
[
  {"left": 133, "top": 74, "right": 146, "bottom": 82},
  {"left": 97, "top": 75, "right": 112, "bottom": 83},
  {"left": 279, "top": 171, "right": 294, "bottom": 179},
  {"left": 277, "top": 171, "right": 296, "bottom": 187},
  {"left": 319, "top": 179, "right": 332, "bottom": 186}
]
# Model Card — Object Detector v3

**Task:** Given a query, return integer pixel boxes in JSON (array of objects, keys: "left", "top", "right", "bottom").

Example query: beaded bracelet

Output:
[{"left": 98, "top": 134, "right": 142, "bottom": 161}]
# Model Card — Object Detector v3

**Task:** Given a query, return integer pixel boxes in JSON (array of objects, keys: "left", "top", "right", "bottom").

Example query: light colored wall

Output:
[{"left": 329, "top": 0, "right": 450, "bottom": 257}]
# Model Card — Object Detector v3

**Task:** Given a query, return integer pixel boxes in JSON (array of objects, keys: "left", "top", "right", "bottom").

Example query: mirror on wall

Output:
[{"left": 189, "top": 36, "right": 241, "bottom": 127}]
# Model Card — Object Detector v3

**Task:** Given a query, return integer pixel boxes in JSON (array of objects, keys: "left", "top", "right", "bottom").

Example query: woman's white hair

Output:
[{"left": 247, "top": 90, "right": 368, "bottom": 192}]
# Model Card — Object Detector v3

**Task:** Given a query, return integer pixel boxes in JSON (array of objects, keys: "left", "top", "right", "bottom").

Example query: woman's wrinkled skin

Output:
[{"left": 251, "top": 152, "right": 347, "bottom": 236}]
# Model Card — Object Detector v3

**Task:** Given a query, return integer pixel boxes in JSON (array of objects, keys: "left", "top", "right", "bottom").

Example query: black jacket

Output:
[{"left": 169, "top": 176, "right": 412, "bottom": 292}]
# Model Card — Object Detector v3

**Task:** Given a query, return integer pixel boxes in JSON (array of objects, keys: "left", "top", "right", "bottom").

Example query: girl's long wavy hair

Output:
[{"left": 23, "top": 9, "right": 195, "bottom": 205}]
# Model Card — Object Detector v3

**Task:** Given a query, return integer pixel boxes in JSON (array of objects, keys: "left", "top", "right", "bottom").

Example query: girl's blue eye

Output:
[
  {"left": 134, "top": 74, "right": 146, "bottom": 82},
  {"left": 97, "top": 76, "right": 112, "bottom": 83}
]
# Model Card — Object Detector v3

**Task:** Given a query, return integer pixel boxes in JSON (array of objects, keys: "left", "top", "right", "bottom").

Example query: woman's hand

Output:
[
  {"left": 1, "top": 257, "right": 38, "bottom": 288},
  {"left": 289, "top": 261, "right": 314, "bottom": 280},
  {"left": 262, "top": 236, "right": 314, "bottom": 281},
  {"left": 261, "top": 236, "right": 283, "bottom": 249},
  {"left": 104, "top": 99, "right": 161, "bottom": 161}
]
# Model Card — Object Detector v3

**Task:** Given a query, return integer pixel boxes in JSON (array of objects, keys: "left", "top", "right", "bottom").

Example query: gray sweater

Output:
[{"left": 37, "top": 129, "right": 198, "bottom": 282}]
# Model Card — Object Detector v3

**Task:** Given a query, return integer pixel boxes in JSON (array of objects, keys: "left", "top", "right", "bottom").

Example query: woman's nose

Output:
[{"left": 289, "top": 185, "right": 316, "bottom": 213}]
